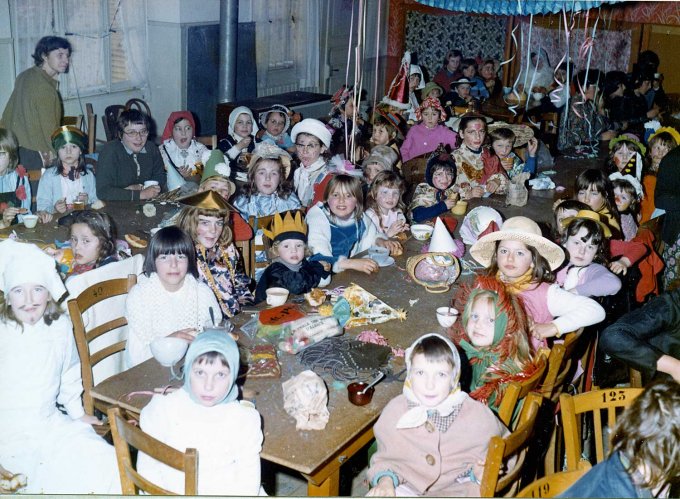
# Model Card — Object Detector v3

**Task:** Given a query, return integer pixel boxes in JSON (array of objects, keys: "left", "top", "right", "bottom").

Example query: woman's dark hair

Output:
[
  {"left": 143, "top": 226, "right": 198, "bottom": 277},
  {"left": 563, "top": 218, "right": 609, "bottom": 264},
  {"left": 32, "top": 36, "right": 71, "bottom": 66},
  {"left": 443, "top": 49, "right": 463, "bottom": 66},
  {"left": 69, "top": 210, "right": 117, "bottom": 265},
  {"left": 575, "top": 69, "right": 603, "bottom": 93},
  {"left": 603, "top": 70, "right": 628, "bottom": 100},
  {"left": 631, "top": 71, "right": 653, "bottom": 91},
  {"left": 486, "top": 240, "right": 555, "bottom": 284},
  {"left": 575, "top": 168, "right": 618, "bottom": 219},
  {"left": 117, "top": 109, "right": 151, "bottom": 136}
]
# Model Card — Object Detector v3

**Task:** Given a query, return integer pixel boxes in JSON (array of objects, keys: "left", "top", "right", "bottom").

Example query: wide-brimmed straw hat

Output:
[
  {"left": 560, "top": 209, "right": 612, "bottom": 238},
  {"left": 470, "top": 216, "right": 565, "bottom": 270}
]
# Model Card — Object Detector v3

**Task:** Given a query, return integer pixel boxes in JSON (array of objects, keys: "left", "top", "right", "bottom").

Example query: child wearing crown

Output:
[{"left": 254, "top": 210, "right": 331, "bottom": 303}]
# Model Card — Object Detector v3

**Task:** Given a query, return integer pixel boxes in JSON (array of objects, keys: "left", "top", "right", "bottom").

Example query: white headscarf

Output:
[{"left": 227, "top": 106, "right": 259, "bottom": 142}]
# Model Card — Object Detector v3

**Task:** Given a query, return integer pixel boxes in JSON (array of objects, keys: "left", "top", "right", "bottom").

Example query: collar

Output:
[
  {"left": 121, "top": 142, "right": 147, "bottom": 155},
  {"left": 273, "top": 257, "right": 303, "bottom": 272},
  {"left": 300, "top": 157, "right": 326, "bottom": 174},
  {"left": 397, "top": 386, "right": 467, "bottom": 429}
]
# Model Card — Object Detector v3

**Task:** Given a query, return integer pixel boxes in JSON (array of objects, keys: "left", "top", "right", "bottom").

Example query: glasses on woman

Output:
[
  {"left": 123, "top": 129, "right": 149, "bottom": 138},
  {"left": 295, "top": 142, "right": 320, "bottom": 152}
]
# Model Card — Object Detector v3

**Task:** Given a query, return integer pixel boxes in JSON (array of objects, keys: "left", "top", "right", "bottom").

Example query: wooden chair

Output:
[
  {"left": 67, "top": 274, "right": 137, "bottom": 417},
  {"left": 516, "top": 462, "right": 591, "bottom": 498},
  {"left": 479, "top": 392, "right": 543, "bottom": 497},
  {"left": 560, "top": 387, "right": 643, "bottom": 471},
  {"left": 542, "top": 329, "right": 585, "bottom": 402},
  {"left": 102, "top": 98, "right": 153, "bottom": 141},
  {"left": 62, "top": 114, "right": 84, "bottom": 129},
  {"left": 196, "top": 134, "right": 217, "bottom": 149},
  {"left": 401, "top": 156, "right": 428, "bottom": 186},
  {"left": 497, "top": 350, "right": 548, "bottom": 428},
  {"left": 85, "top": 103, "right": 97, "bottom": 153},
  {"left": 27, "top": 169, "right": 42, "bottom": 209},
  {"left": 247, "top": 215, "right": 275, "bottom": 280},
  {"left": 108, "top": 407, "right": 198, "bottom": 495}
]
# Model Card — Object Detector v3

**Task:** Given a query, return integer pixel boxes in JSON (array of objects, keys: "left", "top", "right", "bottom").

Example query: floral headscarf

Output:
[{"left": 415, "top": 97, "right": 447, "bottom": 122}]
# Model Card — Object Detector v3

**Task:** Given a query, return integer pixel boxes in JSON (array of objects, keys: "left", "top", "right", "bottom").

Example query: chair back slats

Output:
[
  {"left": 90, "top": 341, "right": 128, "bottom": 367},
  {"left": 87, "top": 318, "right": 129, "bottom": 342},
  {"left": 75, "top": 278, "right": 133, "bottom": 311},
  {"left": 247, "top": 215, "right": 276, "bottom": 279},
  {"left": 516, "top": 462, "right": 592, "bottom": 498},
  {"left": 497, "top": 351, "right": 548, "bottom": 428}
]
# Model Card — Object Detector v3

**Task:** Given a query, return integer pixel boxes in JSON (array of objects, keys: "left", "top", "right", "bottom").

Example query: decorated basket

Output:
[{"left": 406, "top": 252, "right": 461, "bottom": 293}]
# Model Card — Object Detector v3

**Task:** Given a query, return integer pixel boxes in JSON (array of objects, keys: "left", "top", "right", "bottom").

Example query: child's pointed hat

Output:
[
  {"left": 428, "top": 217, "right": 458, "bottom": 253},
  {"left": 262, "top": 210, "right": 307, "bottom": 243},
  {"left": 381, "top": 52, "right": 411, "bottom": 110}
]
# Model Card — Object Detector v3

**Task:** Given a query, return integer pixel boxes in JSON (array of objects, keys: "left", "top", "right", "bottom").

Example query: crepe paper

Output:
[
  {"left": 356, "top": 329, "right": 406, "bottom": 357},
  {"left": 258, "top": 304, "right": 305, "bottom": 326}
]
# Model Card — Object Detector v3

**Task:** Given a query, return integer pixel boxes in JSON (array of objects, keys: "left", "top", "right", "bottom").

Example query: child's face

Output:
[
  {"left": 463, "top": 65, "right": 476, "bottom": 78},
  {"left": 277, "top": 238, "right": 305, "bottom": 265},
  {"left": 254, "top": 160, "right": 281, "bottom": 195},
  {"left": 0, "top": 150, "right": 11, "bottom": 175},
  {"left": 371, "top": 125, "right": 390, "bottom": 146},
  {"left": 556, "top": 208, "right": 579, "bottom": 237},
  {"left": 327, "top": 186, "right": 357, "bottom": 220},
  {"left": 565, "top": 227, "right": 598, "bottom": 267},
  {"left": 421, "top": 107, "right": 440, "bottom": 129},
  {"left": 375, "top": 185, "right": 400, "bottom": 211},
  {"left": 343, "top": 98, "right": 356, "bottom": 117},
  {"left": 199, "top": 179, "right": 232, "bottom": 201},
  {"left": 492, "top": 138, "right": 514, "bottom": 160},
  {"left": 196, "top": 215, "right": 225, "bottom": 250},
  {"left": 456, "top": 84, "right": 471, "bottom": 99},
  {"left": 432, "top": 168, "right": 453, "bottom": 190},
  {"left": 70, "top": 223, "right": 101, "bottom": 266},
  {"left": 265, "top": 112, "right": 286, "bottom": 137},
  {"left": 8, "top": 283, "right": 49, "bottom": 326},
  {"left": 466, "top": 298, "right": 496, "bottom": 347},
  {"left": 364, "top": 162, "right": 385, "bottom": 183},
  {"left": 172, "top": 118, "right": 194, "bottom": 149},
  {"left": 496, "top": 240, "right": 533, "bottom": 280},
  {"left": 480, "top": 63, "right": 495, "bottom": 80},
  {"left": 190, "top": 358, "right": 231, "bottom": 407},
  {"left": 614, "top": 186, "right": 633, "bottom": 213},
  {"left": 577, "top": 184, "right": 606, "bottom": 212},
  {"left": 447, "top": 55, "right": 461, "bottom": 71},
  {"left": 651, "top": 141, "right": 671, "bottom": 166},
  {"left": 154, "top": 253, "right": 189, "bottom": 292},
  {"left": 409, "top": 74, "right": 421, "bottom": 92},
  {"left": 461, "top": 120, "right": 486, "bottom": 149},
  {"left": 295, "top": 134, "right": 325, "bottom": 167},
  {"left": 613, "top": 144, "right": 636, "bottom": 172},
  {"left": 409, "top": 352, "right": 454, "bottom": 408},
  {"left": 427, "top": 89, "right": 442, "bottom": 100},
  {"left": 233, "top": 113, "right": 253, "bottom": 138},
  {"left": 58, "top": 143, "right": 81, "bottom": 167}
]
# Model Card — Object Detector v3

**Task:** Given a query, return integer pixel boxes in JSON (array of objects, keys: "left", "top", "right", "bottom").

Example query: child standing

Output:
[
  {"left": 366, "top": 333, "right": 507, "bottom": 497},
  {"left": 0, "top": 128, "right": 31, "bottom": 229},
  {"left": 125, "top": 226, "right": 221, "bottom": 367},
  {"left": 36, "top": 126, "right": 99, "bottom": 222},
  {"left": 366, "top": 171, "right": 409, "bottom": 238},
  {"left": 218, "top": 106, "right": 259, "bottom": 184},
  {"left": 259, "top": 104, "right": 296, "bottom": 153},
  {"left": 400, "top": 97, "right": 457, "bottom": 162},
  {"left": 488, "top": 126, "right": 538, "bottom": 179},
  {"left": 0, "top": 239, "right": 120, "bottom": 494},
  {"left": 290, "top": 118, "right": 332, "bottom": 207},
  {"left": 470, "top": 216, "right": 605, "bottom": 350},
  {"left": 254, "top": 211, "right": 330, "bottom": 302},
  {"left": 306, "top": 174, "right": 402, "bottom": 275},
  {"left": 138, "top": 331, "right": 263, "bottom": 495},
  {"left": 408, "top": 146, "right": 459, "bottom": 223}
]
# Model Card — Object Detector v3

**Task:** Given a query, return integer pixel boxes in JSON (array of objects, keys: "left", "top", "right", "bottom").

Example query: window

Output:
[{"left": 9, "top": 0, "right": 147, "bottom": 98}]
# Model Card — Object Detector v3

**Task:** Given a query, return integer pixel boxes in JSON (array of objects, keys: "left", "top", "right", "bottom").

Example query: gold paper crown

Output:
[
  {"left": 262, "top": 210, "right": 307, "bottom": 242},
  {"left": 177, "top": 190, "right": 231, "bottom": 211}
]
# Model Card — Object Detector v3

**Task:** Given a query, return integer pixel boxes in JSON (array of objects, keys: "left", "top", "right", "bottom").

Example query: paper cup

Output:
[
  {"left": 266, "top": 287, "right": 289, "bottom": 307},
  {"left": 436, "top": 307, "right": 459, "bottom": 328},
  {"left": 22, "top": 214, "right": 38, "bottom": 229},
  {"left": 143, "top": 180, "right": 159, "bottom": 189},
  {"left": 72, "top": 201, "right": 85, "bottom": 211}
]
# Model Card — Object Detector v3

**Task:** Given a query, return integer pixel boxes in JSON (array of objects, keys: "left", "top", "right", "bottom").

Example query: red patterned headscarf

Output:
[
  {"left": 415, "top": 97, "right": 447, "bottom": 122},
  {"left": 162, "top": 111, "right": 196, "bottom": 142}
]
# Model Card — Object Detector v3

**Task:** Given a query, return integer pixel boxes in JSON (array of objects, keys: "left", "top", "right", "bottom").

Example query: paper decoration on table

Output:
[
  {"left": 282, "top": 370, "right": 330, "bottom": 431},
  {"left": 342, "top": 283, "right": 407, "bottom": 328},
  {"left": 506, "top": 172, "right": 530, "bottom": 207},
  {"left": 356, "top": 329, "right": 405, "bottom": 357},
  {"left": 244, "top": 343, "right": 281, "bottom": 378},
  {"left": 258, "top": 304, "right": 305, "bottom": 326}
]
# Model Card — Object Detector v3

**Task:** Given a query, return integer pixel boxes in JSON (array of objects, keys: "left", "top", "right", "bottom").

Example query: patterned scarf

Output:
[{"left": 497, "top": 267, "right": 535, "bottom": 294}]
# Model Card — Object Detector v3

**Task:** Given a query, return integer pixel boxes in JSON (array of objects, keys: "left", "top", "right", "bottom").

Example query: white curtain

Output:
[
  {"left": 10, "top": 0, "right": 53, "bottom": 74},
  {"left": 296, "top": 0, "right": 319, "bottom": 90},
  {"left": 63, "top": 0, "right": 107, "bottom": 96},
  {"left": 118, "top": 0, "right": 148, "bottom": 89}
]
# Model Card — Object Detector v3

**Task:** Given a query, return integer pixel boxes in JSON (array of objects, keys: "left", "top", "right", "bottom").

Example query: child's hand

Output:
[
  {"left": 609, "top": 257, "right": 631, "bottom": 275},
  {"left": 76, "top": 192, "right": 88, "bottom": 204},
  {"left": 444, "top": 198, "right": 457, "bottom": 209},
  {"left": 527, "top": 137, "right": 538, "bottom": 157},
  {"left": 343, "top": 258, "right": 379, "bottom": 274},
  {"left": 54, "top": 198, "right": 68, "bottom": 213},
  {"left": 1, "top": 206, "right": 22, "bottom": 227},
  {"left": 168, "top": 328, "right": 197, "bottom": 342},
  {"left": 531, "top": 322, "right": 559, "bottom": 341},
  {"left": 38, "top": 211, "right": 53, "bottom": 224},
  {"left": 486, "top": 180, "right": 500, "bottom": 194},
  {"left": 367, "top": 476, "right": 396, "bottom": 497},
  {"left": 320, "top": 261, "right": 331, "bottom": 272},
  {"left": 79, "top": 414, "right": 103, "bottom": 426},
  {"left": 237, "top": 136, "right": 252, "bottom": 150},
  {"left": 468, "top": 186, "right": 485, "bottom": 198},
  {"left": 378, "top": 239, "right": 403, "bottom": 256},
  {"left": 43, "top": 246, "right": 65, "bottom": 262},
  {"left": 386, "top": 220, "right": 408, "bottom": 238}
]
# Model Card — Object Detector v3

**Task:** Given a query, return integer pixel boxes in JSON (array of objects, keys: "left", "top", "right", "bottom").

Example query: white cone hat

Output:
[
  {"left": 429, "top": 217, "right": 457, "bottom": 253},
  {"left": 166, "top": 163, "right": 187, "bottom": 191}
]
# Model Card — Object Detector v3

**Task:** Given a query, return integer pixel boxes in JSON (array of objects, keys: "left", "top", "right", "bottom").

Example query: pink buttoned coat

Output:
[{"left": 368, "top": 394, "right": 507, "bottom": 496}]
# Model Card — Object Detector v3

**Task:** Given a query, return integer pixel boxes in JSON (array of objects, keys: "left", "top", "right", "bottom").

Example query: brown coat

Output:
[{"left": 368, "top": 394, "right": 507, "bottom": 496}]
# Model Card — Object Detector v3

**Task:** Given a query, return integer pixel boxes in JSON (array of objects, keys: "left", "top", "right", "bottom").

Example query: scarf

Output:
[
  {"left": 497, "top": 267, "right": 535, "bottom": 294},
  {"left": 294, "top": 158, "right": 327, "bottom": 206}
]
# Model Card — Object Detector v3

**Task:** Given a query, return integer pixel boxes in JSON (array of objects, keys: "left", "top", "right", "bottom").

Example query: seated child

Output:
[
  {"left": 0, "top": 240, "right": 120, "bottom": 494},
  {"left": 610, "top": 173, "right": 643, "bottom": 242},
  {"left": 218, "top": 106, "right": 259, "bottom": 183},
  {"left": 254, "top": 211, "right": 330, "bottom": 302},
  {"left": 290, "top": 118, "right": 332, "bottom": 207},
  {"left": 488, "top": 126, "right": 538, "bottom": 179},
  {"left": 362, "top": 145, "right": 398, "bottom": 186},
  {"left": 400, "top": 97, "right": 457, "bottom": 162},
  {"left": 557, "top": 212, "right": 622, "bottom": 297},
  {"left": 306, "top": 174, "right": 402, "bottom": 275},
  {"left": 640, "top": 127, "right": 679, "bottom": 222},
  {"left": 366, "top": 171, "right": 409, "bottom": 238},
  {"left": 421, "top": 82, "right": 443, "bottom": 102},
  {"left": 608, "top": 133, "right": 645, "bottom": 181},
  {"left": 562, "top": 379, "right": 680, "bottom": 498},
  {"left": 159, "top": 111, "right": 208, "bottom": 181},
  {"left": 460, "top": 58, "right": 490, "bottom": 100},
  {"left": 125, "top": 226, "right": 221, "bottom": 367},
  {"left": 552, "top": 199, "right": 590, "bottom": 244},
  {"left": 37, "top": 126, "right": 99, "bottom": 223},
  {"left": 370, "top": 110, "right": 403, "bottom": 173},
  {"left": 366, "top": 333, "right": 507, "bottom": 497},
  {"left": 328, "top": 86, "right": 369, "bottom": 157},
  {"left": 258, "top": 104, "right": 296, "bottom": 153},
  {"left": 0, "top": 127, "right": 31, "bottom": 229},
  {"left": 443, "top": 77, "right": 475, "bottom": 109},
  {"left": 139, "top": 331, "right": 264, "bottom": 495},
  {"left": 408, "top": 146, "right": 459, "bottom": 223}
]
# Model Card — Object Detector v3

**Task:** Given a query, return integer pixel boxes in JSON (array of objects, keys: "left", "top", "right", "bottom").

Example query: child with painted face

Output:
[
  {"left": 608, "top": 134, "right": 645, "bottom": 181},
  {"left": 610, "top": 173, "right": 643, "bottom": 242},
  {"left": 159, "top": 111, "right": 209, "bottom": 180},
  {"left": 254, "top": 211, "right": 330, "bottom": 303},
  {"left": 408, "top": 146, "right": 459, "bottom": 223},
  {"left": 258, "top": 104, "right": 296, "bottom": 154},
  {"left": 37, "top": 126, "right": 99, "bottom": 223},
  {"left": 366, "top": 171, "right": 409, "bottom": 238},
  {"left": 217, "top": 106, "right": 259, "bottom": 183},
  {"left": 470, "top": 216, "right": 605, "bottom": 350},
  {"left": 0, "top": 128, "right": 31, "bottom": 229},
  {"left": 138, "top": 331, "right": 263, "bottom": 495},
  {"left": 366, "top": 333, "right": 507, "bottom": 497},
  {"left": 125, "top": 226, "right": 221, "bottom": 368},
  {"left": 400, "top": 97, "right": 457, "bottom": 162},
  {"left": 0, "top": 240, "right": 120, "bottom": 494},
  {"left": 306, "top": 174, "right": 402, "bottom": 276},
  {"left": 557, "top": 212, "right": 621, "bottom": 297}
]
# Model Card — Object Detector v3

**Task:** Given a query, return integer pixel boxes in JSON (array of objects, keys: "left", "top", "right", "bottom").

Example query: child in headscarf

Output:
[
  {"left": 138, "top": 331, "right": 264, "bottom": 495},
  {"left": 366, "top": 333, "right": 507, "bottom": 497},
  {"left": 217, "top": 106, "right": 259, "bottom": 184}
]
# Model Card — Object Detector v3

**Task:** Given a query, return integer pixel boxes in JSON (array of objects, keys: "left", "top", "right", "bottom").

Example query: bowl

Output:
[
  {"left": 368, "top": 246, "right": 390, "bottom": 264},
  {"left": 150, "top": 337, "right": 189, "bottom": 367},
  {"left": 451, "top": 200, "right": 468, "bottom": 216},
  {"left": 22, "top": 214, "right": 38, "bottom": 229},
  {"left": 348, "top": 382, "right": 375, "bottom": 406},
  {"left": 436, "top": 307, "right": 459, "bottom": 328},
  {"left": 411, "top": 224, "right": 434, "bottom": 241}
]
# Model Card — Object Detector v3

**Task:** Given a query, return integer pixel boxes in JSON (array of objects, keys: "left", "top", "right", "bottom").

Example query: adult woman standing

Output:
[{"left": 1, "top": 36, "right": 71, "bottom": 168}]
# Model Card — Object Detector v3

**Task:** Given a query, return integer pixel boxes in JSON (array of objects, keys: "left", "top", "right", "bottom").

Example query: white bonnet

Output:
[{"left": 0, "top": 240, "right": 66, "bottom": 301}]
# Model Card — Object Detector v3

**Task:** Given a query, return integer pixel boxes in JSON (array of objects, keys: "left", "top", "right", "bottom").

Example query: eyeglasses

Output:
[
  {"left": 123, "top": 129, "right": 149, "bottom": 138},
  {"left": 295, "top": 142, "right": 320, "bottom": 152}
]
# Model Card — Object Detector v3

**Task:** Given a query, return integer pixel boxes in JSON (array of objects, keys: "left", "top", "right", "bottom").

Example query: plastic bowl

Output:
[
  {"left": 436, "top": 307, "right": 459, "bottom": 328},
  {"left": 411, "top": 224, "right": 434, "bottom": 241},
  {"left": 150, "top": 337, "right": 189, "bottom": 367},
  {"left": 348, "top": 382, "right": 375, "bottom": 406},
  {"left": 22, "top": 214, "right": 38, "bottom": 229}
]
